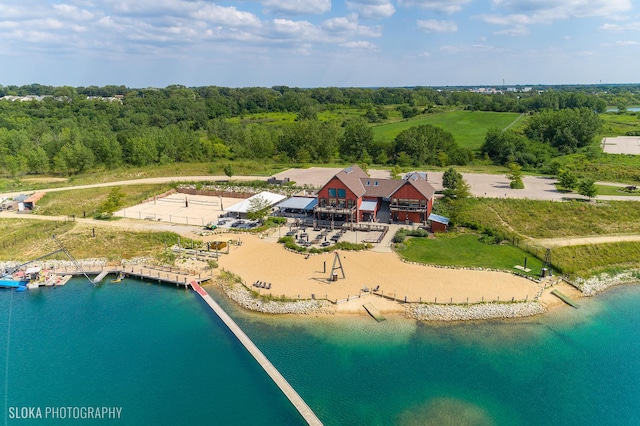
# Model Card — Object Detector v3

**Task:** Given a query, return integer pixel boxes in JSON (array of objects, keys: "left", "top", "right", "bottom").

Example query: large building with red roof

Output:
[{"left": 314, "top": 165, "right": 436, "bottom": 224}]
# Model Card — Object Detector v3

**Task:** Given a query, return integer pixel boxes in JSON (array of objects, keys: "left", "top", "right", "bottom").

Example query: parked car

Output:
[{"left": 204, "top": 222, "right": 217, "bottom": 230}]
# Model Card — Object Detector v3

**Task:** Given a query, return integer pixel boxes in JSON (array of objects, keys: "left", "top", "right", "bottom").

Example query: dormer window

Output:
[{"left": 374, "top": 181, "right": 378, "bottom": 186}]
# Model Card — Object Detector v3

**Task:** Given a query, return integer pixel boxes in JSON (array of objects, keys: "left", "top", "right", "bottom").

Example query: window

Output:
[
  {"left": 347, "top": 199, "right": 354, "bottom": 208},
  {"left": 374, "top": 181, "right": 379, "bottom": 186},
  {"left": 328, "top": 188, "right": 336, "bottom": 197},
  {"left": 319, "top": 198, "right": 327, "bottom": 207},
  {"left": 337, "top": 189, "right": 346, "bottom": 198},
  {"left": 329, "top": 198, "right": 336, "bottom": 207},
  {"left": 338, "top": 199, "right": 346, "bottom": 208},
  {"left": 366, "top": 180, "right": 370, "bottom": 186}
]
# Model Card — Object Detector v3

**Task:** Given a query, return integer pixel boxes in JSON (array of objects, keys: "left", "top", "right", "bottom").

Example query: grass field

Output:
[
  {"left": 599, "top": 112, "right": 640, "bottom": 137},
  {"left": 396, "top": 233, "right": 544, "bottom": 277},
  {"left": 457, "top": 198, "right": 640, "bottom": 239},
  {"left": 553, "top": 242, "right": 640, "bottom": 275},
  {"left": 371, "top": 111, "right": 522, "bottom": 149},
  {"left": 0, "top": 219, "right": 188, "bottom": 262},
  {"left": 35, "top": 184, "right": 174, "bottom": 217}
]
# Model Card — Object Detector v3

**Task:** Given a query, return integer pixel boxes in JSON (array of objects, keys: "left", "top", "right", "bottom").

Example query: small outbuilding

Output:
[{"left": 428, "top": 213, "right": 450, "bottom": 233}]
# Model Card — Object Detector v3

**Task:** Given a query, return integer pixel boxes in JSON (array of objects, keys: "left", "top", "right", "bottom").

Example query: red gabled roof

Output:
[
  {"left": 399, "top": 173, "right": 436, "bottom": 199},
  {"left": 332, "top": 164, "right": 368, "bottom": 197}
]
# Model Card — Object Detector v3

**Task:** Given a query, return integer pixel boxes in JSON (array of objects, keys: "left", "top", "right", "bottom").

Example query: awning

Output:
[
  {"left": 276, "top": 197, "right": 318, "bottom": 211},
  {"left": 360, "top": 200, "right": 378, "bottom": 211}
]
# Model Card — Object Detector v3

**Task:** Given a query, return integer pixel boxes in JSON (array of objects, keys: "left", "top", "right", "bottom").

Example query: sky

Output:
[{"left": 0, "top": 0, "right": 639, "bottom": 88}]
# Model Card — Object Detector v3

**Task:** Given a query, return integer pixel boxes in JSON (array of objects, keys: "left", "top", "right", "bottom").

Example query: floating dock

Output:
[
  {"left": 363, "top": 303, "right": 386, "bottom": 322},
  {"left": 551, "top": 289, "right": 580, "bottom": 309},
  {"left": 190, "top": 281, "right": 323, "bottom": 426}
]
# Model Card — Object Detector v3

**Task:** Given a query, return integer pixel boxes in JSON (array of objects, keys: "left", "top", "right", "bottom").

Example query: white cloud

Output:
[
  {"left": 419, "top": 51, "right": 431, "bottom": 57},
  {"left": 440, "top": 44, "right": 502, "bottom": 54},
  {"left": 346, "top": 0, "right": 395, "bottom": 19},
  {"left": 340, "top": 40, "right": 379, "bottom": 51},
  {"left": 398, "top": 0, "right": 472, "bottom": 14},
  {"left": 417, "top": 19, "right": 457, "bottom": 33},
  {"left": 600, "top": 22, "right": 640, "bottom": 32},
  {"left": 493, "top": 25, "right": 529, "bottom": 36},
  {"left": 491, "top": 0, "right": 632, "bottom": 19},
  {"left": 192, "top": 5, "right": 262, "bottom": 27},
  {"left": 483, "top": 0, "right": 634, "bottom": 28},
  {"left": 601, "top": 40, "right": 639, "bottom": 46},
  {"left": 260, "top": 0, "right": 331, "bottom": 15},
  {"left": 53, "top": 4, "right": 95, "bottom": 20},
  {"left": 321, "top": 14, "right": 382, "bottom": 37},
  {"left": 270, "top": 18, "right": 322, "bottom": 39}
]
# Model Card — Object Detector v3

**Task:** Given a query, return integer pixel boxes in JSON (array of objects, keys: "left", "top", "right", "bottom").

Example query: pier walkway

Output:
[
  {"left": 53, "top": 265, "right": 212, "bottom": 288},
  {"left": 190, "top": 281, "right": 323, "bottom": 426}
]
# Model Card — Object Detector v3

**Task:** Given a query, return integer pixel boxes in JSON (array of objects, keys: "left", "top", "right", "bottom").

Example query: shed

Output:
[
  {"left": 428, "top": 213, "right": 450, "bottom": 233},
  {"left": 23, "top": 192, "right": 46, "bottom": 210}
]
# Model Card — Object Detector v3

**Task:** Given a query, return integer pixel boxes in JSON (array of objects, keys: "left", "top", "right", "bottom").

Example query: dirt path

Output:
[{"left": 533, "top": 234, "right": 640, "bottom": 248}]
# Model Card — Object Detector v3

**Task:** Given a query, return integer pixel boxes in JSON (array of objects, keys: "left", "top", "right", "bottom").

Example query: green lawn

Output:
[
  {"left": 599, "top": 112, "right": 640, "bottom": 137},
  {"left": 594, "top": 184, "right": 640, "bottom": 196},
  {"left": 371, "top": 111, "right": 522, "bottom": 150},
  {"left": 397, "top": 233, "right": 544, "bottom": 277}
]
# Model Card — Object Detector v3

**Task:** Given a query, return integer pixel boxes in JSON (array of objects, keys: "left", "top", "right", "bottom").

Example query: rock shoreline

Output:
[
  {"left": 406, "top": 301, "right": 546, "bottom": 322},
  {"left": 215, "top": 277, "right": 335, "bottom": 315},
  {"left": 575, "top": 270, "right": 640, "bottom": 296}
]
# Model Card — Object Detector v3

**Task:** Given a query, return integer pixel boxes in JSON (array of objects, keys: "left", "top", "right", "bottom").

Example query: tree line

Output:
[{"left": 0, "top": 84, "right": 636, "bottom": 177}]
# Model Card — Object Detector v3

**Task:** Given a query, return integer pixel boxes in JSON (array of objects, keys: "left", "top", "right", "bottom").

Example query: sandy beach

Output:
[{"left": 210, "top": 232, "right": 564, "bottom": 317}]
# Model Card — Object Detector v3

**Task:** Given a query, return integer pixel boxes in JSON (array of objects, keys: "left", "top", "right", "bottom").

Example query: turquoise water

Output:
[{"left": 3, "top": 279, "right": 640, "bottom": 425}]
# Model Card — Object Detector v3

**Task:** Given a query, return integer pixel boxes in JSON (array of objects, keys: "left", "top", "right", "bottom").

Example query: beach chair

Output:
[{"left": 266, "top": 283, "right": 271, "bottom": 289}]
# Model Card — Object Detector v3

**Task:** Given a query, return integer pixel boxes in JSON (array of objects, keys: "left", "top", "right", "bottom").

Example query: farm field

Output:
[{"left": 371, "top": 111, "right": 522, "bottom": 149}]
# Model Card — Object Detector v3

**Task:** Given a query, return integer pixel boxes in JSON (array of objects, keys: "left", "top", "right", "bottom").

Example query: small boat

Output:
[
  {"left": 111, "top": 273, "right": 125, "bottom": 283},
  {"left": 0, "top": 275, "right": 29, "bottom": 289}
]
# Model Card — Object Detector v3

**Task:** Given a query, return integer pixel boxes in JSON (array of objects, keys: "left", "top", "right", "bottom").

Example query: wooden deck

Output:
[
  {"left": 53, "top": 265, "right": 212, "bottom": 288},
  {"left": 190, "top": 281, "right": 323, "bottom": 426}
]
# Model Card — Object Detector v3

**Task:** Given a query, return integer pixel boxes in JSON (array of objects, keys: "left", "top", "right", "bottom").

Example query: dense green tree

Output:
[
  {"left": 558, "top": 169, "right": 578, "bottom": 190},
  {"left": 524, "top": 108, "right": 602, "bottom": 154},
  {"left": 339, "top": 119, "right": 373, "bottom": 162},
  {"left": 442, "top": 167, "right": 462, "bottom": 191},
  {"left": 507, "top": 163, "right": 524, "bottom": 189},
  {"left": 393, "top": 125, "right": 468, "bottom": 166},
  {"left": 578, "top": 179, "right": 597, "bottom": 199}
]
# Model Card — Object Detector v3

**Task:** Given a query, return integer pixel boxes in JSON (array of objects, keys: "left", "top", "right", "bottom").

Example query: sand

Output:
[{"left": 214, "top": 233, "right": 544, "bottom": 309}]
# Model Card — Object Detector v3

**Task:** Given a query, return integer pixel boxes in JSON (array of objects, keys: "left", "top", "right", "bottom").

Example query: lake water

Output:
[{"left": 2, "top": 278, "right": 640, "bottom": 425}]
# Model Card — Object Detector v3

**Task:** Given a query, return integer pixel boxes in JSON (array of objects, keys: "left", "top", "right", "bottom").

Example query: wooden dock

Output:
[
  {"left": 551, "top": 289, "right": 580, "bottom": 309},
  {"left": 54, "top": 265, "right": 212, "bottom": 288},
  {"left": 363, "top": 303, "right": 386, "bottom": 322},
  {"left": 190, "top": 281, "right": 323, "bottom": 426}
]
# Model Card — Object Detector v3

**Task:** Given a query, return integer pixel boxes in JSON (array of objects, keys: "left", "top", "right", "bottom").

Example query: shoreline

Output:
[{"left": 4, "top": 255, "right": 639, "bottom": 322}]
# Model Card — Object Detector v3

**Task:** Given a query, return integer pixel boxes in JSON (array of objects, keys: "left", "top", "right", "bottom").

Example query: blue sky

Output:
[{"left": 0, "top": 0, "right": 638, "bottom": 88}]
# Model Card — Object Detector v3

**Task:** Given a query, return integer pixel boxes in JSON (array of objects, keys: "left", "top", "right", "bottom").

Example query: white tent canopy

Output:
[{"left": 226, "top": 191, "right": 287, "bottom": 214}]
